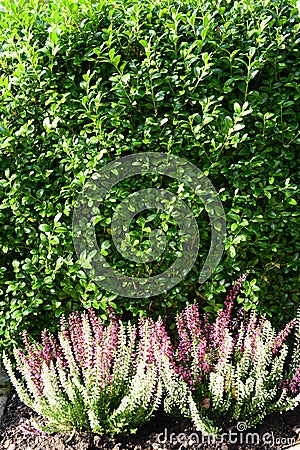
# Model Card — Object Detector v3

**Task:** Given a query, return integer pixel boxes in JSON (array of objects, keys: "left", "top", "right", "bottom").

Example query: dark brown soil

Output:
[{"left": 1, "top": 391, "right": 300, "bottom": 450}]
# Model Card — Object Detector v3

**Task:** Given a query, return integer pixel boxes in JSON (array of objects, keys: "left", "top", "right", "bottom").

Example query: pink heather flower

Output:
[
  {"left": 212, "top": 300, "right": 234, "bottom": 353},
  {"left": 176, "top": 303, "right": 211, "bottom": 382},
  {"left": 285, "top": 366, "right": 300, "bottom": 396},
  {"left": 100, "top": 318, "right": 120, "bottom": 384},
  {"left": 19, "top": 332, "right": 46, "bottom": 395},
  {"left": 153, "top": 319, "right": 175, "bottom": 366},
  {"left": 175, "top": 275, "right": 250, "bottom": 380},
  {"left": 68, "top": 311, "right": 86, "bottom": 371},
  {"left": 225, "top": 273, "right": 248, "bottom": 302},
  {"left": 138, "top": 317, "right": 160, "bottom": 367},
  {"left": 16, "top": 348, "right": 43, "bottom": 395},
  {"left": 271, "top": 318, "right": 297, "bottom": 355},
  {"left": 195, "top": 339, "right": 210, "bottom": 375},
  {"left": 176, "top": 304, "right": 205, "bottom": 359},
  {"left": 211, "top": 275, "right": 247, "bottom": 359},
  {"left": 83, "top": 309, "right": 120, "bottom": 387},
  {"left": 239, "top": 313, "right": 266, "bottom": 357}
]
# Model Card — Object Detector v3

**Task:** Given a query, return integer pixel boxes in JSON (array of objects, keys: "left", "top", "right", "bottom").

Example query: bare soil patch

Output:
[{"left": 1, "top": 391, "right": 300, "bottom": 450}]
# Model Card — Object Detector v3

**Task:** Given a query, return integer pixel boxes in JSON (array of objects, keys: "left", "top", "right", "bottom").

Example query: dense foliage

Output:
[{"left": 0, "top": 0, "right": 299, "bottom": 349}]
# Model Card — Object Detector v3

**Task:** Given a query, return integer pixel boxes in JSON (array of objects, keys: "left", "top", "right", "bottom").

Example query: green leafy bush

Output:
[
  {"left": 0, "top": 0, "right": 299, "bottom": 350},
  {"left": 3, "top": 309, "right": 171, "bottom": 435}
]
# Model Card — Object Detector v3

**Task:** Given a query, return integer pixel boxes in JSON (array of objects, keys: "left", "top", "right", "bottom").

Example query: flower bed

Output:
[{"left": 2, "top": 278, "right": 300, "bottom": 447}]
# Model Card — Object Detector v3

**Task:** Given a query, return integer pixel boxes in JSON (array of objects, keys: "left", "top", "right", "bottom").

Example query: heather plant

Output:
[
  {"left": 2, "top": 309, "right": 171, "bottom": 435},
  {"left": 170, "top": 276, "right": 300, "bottom": 433}
]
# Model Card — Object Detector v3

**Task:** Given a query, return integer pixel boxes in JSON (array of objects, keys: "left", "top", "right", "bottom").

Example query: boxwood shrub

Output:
[{"left": 0, "top": 0, "right": 299, "bottom": 352}]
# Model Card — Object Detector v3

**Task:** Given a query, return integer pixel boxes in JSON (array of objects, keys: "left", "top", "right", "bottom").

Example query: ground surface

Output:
[{"left": 1, "top": 392, "right": 300, "bottom": 450}]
